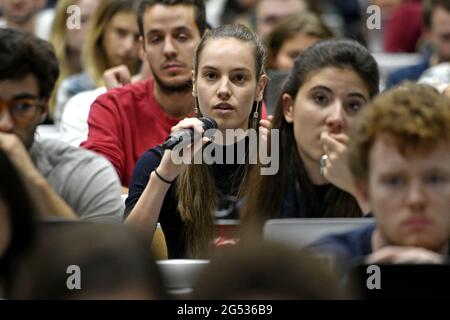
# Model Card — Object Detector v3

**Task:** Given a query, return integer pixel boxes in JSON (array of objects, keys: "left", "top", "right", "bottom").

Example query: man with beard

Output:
[{"left": 81, "top": 0, "right": 208, "bottom": 187}]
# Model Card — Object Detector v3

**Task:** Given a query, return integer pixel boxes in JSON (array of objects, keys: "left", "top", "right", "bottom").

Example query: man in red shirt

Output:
[
  {"left": 385, "top": 0, "right": 424, "bottom": 53},
  {"left": 81, "top": 0, "right": 208, "bottom": 187}
]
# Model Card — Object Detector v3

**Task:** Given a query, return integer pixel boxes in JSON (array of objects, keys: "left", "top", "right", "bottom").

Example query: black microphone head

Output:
[{"left": 199, "top": 117, "right": 217, "bottom": 130}]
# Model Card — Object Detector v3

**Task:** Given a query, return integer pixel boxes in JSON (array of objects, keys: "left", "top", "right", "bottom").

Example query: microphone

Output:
[{"left": 161, "top": 117, "right": 217, "bottom": 150}]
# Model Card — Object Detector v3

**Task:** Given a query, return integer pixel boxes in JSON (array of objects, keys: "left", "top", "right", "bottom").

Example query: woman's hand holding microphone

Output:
[{"left": 155, "top": 117, "right": 213, "bottom": 184}]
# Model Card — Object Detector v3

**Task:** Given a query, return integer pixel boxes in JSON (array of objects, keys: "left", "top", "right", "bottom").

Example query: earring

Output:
[
  {"left": 252, "top": 99, "right": 261, "bottom": 129},
  {"left": 255, "top": 98, "right": 262, "bottom": 117},
  {"left": 194, "top": 98, "right": 201, "bottom": 116}
]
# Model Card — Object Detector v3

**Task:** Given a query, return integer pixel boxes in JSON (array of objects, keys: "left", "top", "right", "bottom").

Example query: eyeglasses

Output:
[{"left": 0, "top": 98, "right": 44, "bottom": 124}]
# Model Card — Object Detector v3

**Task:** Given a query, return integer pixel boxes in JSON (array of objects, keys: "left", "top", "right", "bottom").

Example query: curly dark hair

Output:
[{"left": 0, "top": 28, "right": 59, "bottom": 100}]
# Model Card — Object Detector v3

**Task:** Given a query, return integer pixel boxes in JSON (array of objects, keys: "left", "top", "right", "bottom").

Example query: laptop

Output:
[{"left": 263, "top": 218, "right": 375, "bottom": 248}]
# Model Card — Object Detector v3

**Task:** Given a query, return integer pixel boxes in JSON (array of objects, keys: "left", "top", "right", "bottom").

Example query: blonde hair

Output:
[
  {"left": 48, "top": 0, "right": 82, "bottom": 119},
  {"left": 82, "top": 0, "right": 140, "bottom": 87},
  {"left": 50, "top": 0, "right": 81, "bottom": 81}
]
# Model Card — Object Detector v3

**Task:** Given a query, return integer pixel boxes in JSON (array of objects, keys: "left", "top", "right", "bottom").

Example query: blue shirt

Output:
[
  {"left": 309, "top": 224, "right": 375, "bottom": 266},
  {"left": 386, "top": 54, "right": 431, "bottom": 88},
  {"left": 310, "top": 224, "right": 450, "bottom": 265}
]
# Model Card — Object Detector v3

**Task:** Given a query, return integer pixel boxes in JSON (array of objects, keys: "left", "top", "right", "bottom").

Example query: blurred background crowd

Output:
[{"left": 1, "top": 0, "right": 450, "bottom": 300}]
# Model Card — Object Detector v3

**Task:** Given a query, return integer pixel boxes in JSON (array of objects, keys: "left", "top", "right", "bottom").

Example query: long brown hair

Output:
[
  {"left": 176, "top": 24, "right": 266, "bottom": 258},
  {"left": 242, "top": 39, "right": 380, "bottom": 228}
]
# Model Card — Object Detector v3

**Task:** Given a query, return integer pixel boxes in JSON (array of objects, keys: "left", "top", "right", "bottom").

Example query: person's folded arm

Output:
[{"left": 0, "top": 133, "right": 76, "bottom": 219}]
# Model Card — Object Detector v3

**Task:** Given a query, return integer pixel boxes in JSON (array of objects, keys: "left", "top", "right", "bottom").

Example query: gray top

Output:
[{"left": 30, "top": 139, "right": 124, "bottom": 223}]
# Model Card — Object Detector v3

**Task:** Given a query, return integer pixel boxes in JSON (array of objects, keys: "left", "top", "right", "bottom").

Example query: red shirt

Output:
[
  {"left": 81, "top": 78, "right": 182, "bottom": 187},
  {"left": 81, "top": 77, "right": 268, "bottom": 187},
  {"left": 385, "top": 1, "right": 423, "bottom": 53}
]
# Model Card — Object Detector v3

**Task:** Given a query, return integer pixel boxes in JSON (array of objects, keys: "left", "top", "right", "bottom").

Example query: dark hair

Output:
[
  {"left": 137, "top": 0, "right": 207, "bottom": 38},
  {"left": 422, "top": 0, "right": 450, "bottom": 29},
  {"left": 0, "top": 28, "right": 59, "bottom": 100},
  {"left": 0, "top": 149, "right": 36, "bottom": 296},
  {"left": 11, "top": 223, "right": 165, "bottom": 299},
  {"left": 267, "top": 12, "right": 333, "bottom": 69},
  {"left": 193, "top": 241, "right": 349, "bottom": 299},
  {"left": 282, "top": 39, "right": 379, "bottom": 101},
  {"left": 242, "top": 39, "right": 380, "bottom": 225}
]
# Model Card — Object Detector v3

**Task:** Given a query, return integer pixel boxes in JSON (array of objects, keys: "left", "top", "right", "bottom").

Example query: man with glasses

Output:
[{"left": 0, "top": 28, "right": 124, "bottom": 222}]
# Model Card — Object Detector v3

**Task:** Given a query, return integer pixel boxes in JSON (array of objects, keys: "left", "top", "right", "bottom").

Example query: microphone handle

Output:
[
  {"left": 160, "top": 117, "right": 216, "bottom": 150},
  {"left": 161, "top": 128, "right": 194, "bottom": 150}
]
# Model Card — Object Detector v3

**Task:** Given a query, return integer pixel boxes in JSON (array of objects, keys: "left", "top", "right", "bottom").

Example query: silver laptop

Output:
[{"left": 263, "top": 218, "right": 374, "bottom": 248}]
